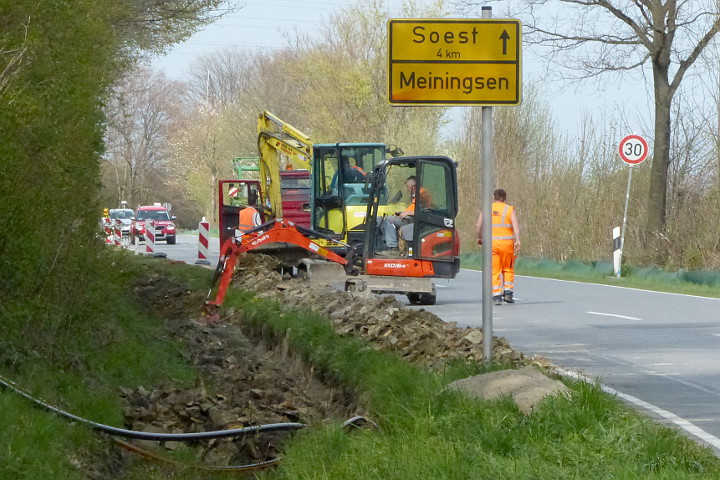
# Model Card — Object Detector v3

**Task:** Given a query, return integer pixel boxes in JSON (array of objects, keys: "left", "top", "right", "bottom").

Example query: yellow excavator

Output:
[{"left": 255, "top": 111, "right": 405, "bottom": 254}]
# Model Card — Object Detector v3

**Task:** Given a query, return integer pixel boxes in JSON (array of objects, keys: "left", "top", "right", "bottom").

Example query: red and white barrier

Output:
[
  {"left": 195, "top": 219, "right": 211, "bottom": 265},
  {"left": 145, "top": 219, "right": 156, "bottom": 254},
  {"left": 102, "top": 218, "right": 113, "bottom": 245},
  {"left": 113, "top": 219, "right": 122, "bottom": 246}
]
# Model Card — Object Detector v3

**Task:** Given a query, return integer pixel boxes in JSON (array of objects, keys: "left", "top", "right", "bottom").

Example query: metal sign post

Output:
[
  {"left": 617, "top": 134, "right": 649, "bottom": 277},
  {"left": 480, "top": 6, "right": 494, "bottom": 365}
]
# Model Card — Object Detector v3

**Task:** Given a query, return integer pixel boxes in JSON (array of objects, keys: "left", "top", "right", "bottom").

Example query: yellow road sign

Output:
[{"left": 388, "top": 19, "right": 522, "bottom": 106}]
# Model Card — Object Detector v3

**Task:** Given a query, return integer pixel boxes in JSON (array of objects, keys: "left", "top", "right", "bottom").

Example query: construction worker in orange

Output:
[
  {"left": 237, "top": 189, "right": 262, "bottom": 234},
  {"left": 380, "top": 175, "right": 432, "bottom": 256},
  {"left": 475, "top": 189, "right": 521, "bottom": 305}
]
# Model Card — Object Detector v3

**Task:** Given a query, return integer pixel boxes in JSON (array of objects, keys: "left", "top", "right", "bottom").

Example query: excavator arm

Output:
[
  {"left": 257, "top": 111, "right": 313, "bottom": 219},
  {"left": 205, "top": 219, "right": 351, "bottom": 308}
]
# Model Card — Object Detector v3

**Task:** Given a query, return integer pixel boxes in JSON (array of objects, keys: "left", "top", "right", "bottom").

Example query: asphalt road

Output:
[
  {"left": 130, "top": 233, "right": 220, "bottom": 265},
  {"left": 150, "top": 235, "right": 720, "bottom": 454},
  {"left": 424, "top": 269, "right": 720, "bottom": 454}
]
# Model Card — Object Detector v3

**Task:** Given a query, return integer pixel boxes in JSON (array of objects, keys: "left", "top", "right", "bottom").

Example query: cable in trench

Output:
[{"left": 0, "top": 372, "right": 379, "bottom": 472}]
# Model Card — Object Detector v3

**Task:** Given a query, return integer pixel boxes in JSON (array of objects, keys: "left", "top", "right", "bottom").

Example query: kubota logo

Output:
[
  {"left": 383, "top": 263, "right": 407, "bottom": 268},
  {"left": 251, "top": 234, "right": 270, "bottom": 246}
]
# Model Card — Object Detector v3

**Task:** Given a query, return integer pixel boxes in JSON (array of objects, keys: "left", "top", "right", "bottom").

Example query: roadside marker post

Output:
[
  {"left": 613, "top": 226, "right": 621, "bottom": 277},
  {"left": 196, "top": 218, "right": 211, "bottom": 265},
  {"left": 145, "top": 220, "right": 156, "bottom": 255},
  {"left": 113, "top": 219, "right": 122, "bottom": 246}
]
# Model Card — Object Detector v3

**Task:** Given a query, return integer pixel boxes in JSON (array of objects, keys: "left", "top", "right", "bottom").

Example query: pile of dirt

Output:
[{"left": 229, "top": 254, "right": 551, "bottom": 370}]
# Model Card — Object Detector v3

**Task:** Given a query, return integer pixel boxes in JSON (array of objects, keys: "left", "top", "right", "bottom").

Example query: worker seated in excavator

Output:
[
  {"left": 319, "top": 156, "right": 367, "bottom": 214},
  {"left": 329, "top": 156, "right": 365, "bottom": 193},
  {"left": 379, "top": 175, "right": 432, "bottom": 257}
]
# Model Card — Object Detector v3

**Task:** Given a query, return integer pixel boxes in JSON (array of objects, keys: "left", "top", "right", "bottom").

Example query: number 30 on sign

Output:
[{"left": 618, "top": 134, "right": 649, "bottom": 165}]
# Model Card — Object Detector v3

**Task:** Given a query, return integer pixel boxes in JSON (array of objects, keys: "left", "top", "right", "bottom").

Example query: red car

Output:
[{"left": 132, "top": 204, "right": 177, "bottom": 244}]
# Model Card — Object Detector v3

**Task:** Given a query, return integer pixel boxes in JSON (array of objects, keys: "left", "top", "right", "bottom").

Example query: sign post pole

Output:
[
  {"left": 616, "top": 134, "right": 649, "bottom": 277},
  {"left": 618, "top": 166, "right": 633, "bottom": 277},
  {"left": 481, "top": 5, "right": 494, "bottom": 365}
]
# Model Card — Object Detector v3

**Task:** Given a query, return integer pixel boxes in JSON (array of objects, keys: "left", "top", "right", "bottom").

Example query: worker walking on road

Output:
[{"left": 476, "top": 189, "right": 521, "bottom": 305}]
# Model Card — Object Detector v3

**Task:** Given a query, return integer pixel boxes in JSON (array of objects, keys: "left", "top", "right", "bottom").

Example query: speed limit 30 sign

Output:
[{"left": 618, "top": 134, "right": 649, "bottom": 165}]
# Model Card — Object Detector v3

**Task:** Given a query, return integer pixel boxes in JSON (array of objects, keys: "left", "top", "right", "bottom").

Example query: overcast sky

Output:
[{"left": 150, "top": 0, "right": 655, "bottom": 141}]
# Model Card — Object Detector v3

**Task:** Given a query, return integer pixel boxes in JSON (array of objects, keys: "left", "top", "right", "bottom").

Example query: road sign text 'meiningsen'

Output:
[{"left": 388, "top": 19, "right": 522, "bottom": 106}]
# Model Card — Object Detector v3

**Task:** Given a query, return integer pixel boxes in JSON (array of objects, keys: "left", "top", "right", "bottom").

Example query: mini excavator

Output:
[{"left": 207, "top": 155, "right": 460, "bottom": 307}]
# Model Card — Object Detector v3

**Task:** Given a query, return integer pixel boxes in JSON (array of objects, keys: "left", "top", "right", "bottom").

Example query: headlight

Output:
[{"left": 166, "top": 225, "right": 175, "bottom": 232}]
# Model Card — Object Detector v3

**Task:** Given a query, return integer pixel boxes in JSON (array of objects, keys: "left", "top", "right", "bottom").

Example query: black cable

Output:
[{"left": 0, "top": 373, "right": 305, "bottom": 441}]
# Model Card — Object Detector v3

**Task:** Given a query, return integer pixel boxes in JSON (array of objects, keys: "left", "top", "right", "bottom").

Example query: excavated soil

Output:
[{"left": 117, "top": 254, "right": 553, "bottom": 470}]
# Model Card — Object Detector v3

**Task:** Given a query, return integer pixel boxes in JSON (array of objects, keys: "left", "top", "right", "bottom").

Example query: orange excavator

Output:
[{"left": 207, "top": 155, "right": 460, "bottom": 307}]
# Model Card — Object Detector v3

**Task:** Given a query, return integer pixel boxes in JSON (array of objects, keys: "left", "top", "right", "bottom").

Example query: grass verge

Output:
[
  {"left": 0, "top": 250, "right": 208, "bottom": 480},
  {"left": 225, "top": 290, "right": 720, "bottom": 480},
  {"left": 2, "top": 251, "right": 719, "bottom": 479},
  {"left": 461, "top": 252, "right": 720, "bottom": 298}
]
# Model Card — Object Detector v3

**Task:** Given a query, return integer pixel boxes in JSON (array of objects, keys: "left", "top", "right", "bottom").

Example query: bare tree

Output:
[
  {"left": 458, "top": 0, "right": 720, "bottom": 247},
  {"left": 103, "top": 67, "right": 185, "bottom": 206}
]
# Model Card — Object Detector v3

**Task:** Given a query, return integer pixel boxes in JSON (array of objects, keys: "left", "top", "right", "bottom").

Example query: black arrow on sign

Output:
[{"left": 499, "top": 30, "right": 510, "bottom": 55}]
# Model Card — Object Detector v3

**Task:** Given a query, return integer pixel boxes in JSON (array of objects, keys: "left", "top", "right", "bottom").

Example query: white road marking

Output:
[
  {"left": 713, "top": 334, "right": 720, "bottom": 337},
  {"left": 558, "top": 368, "right": 720, "bottom": 452},
  {"left": 586, "top": 311, "right": 643, "bottom": 321}
]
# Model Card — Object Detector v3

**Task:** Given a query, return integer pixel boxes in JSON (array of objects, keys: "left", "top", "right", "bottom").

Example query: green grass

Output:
[
  {"left": 0, "top": 250, "right": 208, "bottom": 480},
  {"left": 225, "top": 291, "right": 720, "bottom": 480},
  {"left": 461, "top": 252, "right": 720, "bottom": 298},
  {"left": 3, "top": 250, "right": 720, "bottom": 479}
]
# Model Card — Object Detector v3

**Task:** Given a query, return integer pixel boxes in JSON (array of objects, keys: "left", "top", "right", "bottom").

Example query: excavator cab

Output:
[
  {"left": 312, "top": 143, "right": 398, "bottom": 251},
  {"left": 362, "top": 156, "right": 460, "bottom": 277}
]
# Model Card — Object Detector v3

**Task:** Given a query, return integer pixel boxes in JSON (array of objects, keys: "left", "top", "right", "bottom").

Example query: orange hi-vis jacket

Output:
[
  {"left": 491, "top": 202, "right": 516, "bottom": 245},
  {"left": 404, "top": 187, "right": 432, "bottom": 215},
  {"left": 238, "top": 207, "right": 260, "bottom": 233}
]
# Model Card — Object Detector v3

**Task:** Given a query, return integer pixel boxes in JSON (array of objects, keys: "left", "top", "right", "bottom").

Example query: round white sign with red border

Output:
[{"left": 618, "top": 134, "right": 649, "bottom": 165}]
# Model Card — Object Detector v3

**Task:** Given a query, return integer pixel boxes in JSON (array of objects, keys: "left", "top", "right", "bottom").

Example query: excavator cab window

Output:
[{"left": 363, "top": 156, "right": 458, "bottom": 266}]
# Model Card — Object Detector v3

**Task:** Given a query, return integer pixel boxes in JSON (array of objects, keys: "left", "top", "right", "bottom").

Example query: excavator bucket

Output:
[{"left": 298, "top": 258, "right": 348, "bottom": 284}]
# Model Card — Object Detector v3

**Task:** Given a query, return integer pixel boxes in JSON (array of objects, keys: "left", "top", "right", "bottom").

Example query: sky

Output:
[{"left": 149, "top": 0, "right": 655, "bottom": 141}]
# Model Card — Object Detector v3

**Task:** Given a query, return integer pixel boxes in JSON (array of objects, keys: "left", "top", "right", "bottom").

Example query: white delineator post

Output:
[
  {"left": 613, "top": 226, "right": 621, "bottom": 277},
  {"left": 195, "top": 218, "right": 211, "bottom": 265},
  {"left": 145, "top": 219, "right": 156, "bottom": 254}
]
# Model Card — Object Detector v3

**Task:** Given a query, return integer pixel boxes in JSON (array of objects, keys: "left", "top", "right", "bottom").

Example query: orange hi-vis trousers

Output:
[{"left": 492, "top": 242, "right": 515, "bottom": 297}]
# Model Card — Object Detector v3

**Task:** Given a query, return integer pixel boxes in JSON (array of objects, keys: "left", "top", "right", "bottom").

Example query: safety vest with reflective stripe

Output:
[
  {"left": 491, "top": 202, "right": 515, "bottom": 245},
  {"left": 238, "top": 207, "right": 260, "bottom": 233}
]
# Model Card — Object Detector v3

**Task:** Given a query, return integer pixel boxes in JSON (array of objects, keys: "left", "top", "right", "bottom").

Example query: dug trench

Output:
[{"left": 113, "top": 254, "right": 553, "bottom": 472}]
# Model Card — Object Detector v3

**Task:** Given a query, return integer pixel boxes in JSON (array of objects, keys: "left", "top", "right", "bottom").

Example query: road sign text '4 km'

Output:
[{"left": 618, "top": 134, "right": 649, "bottom": 165}]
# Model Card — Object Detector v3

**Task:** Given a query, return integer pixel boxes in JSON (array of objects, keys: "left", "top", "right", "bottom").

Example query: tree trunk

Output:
[{"left": 646, "top": 61, "right": 673, "bottom": 243}]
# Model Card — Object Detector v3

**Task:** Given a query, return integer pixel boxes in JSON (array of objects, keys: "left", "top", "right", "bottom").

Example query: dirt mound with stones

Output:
[
  {"left": 116, "top": 257, "right": 552, "bottom": 471},
  {"left": 230, "top": 254, "right": 551, "bottom": 370}
]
